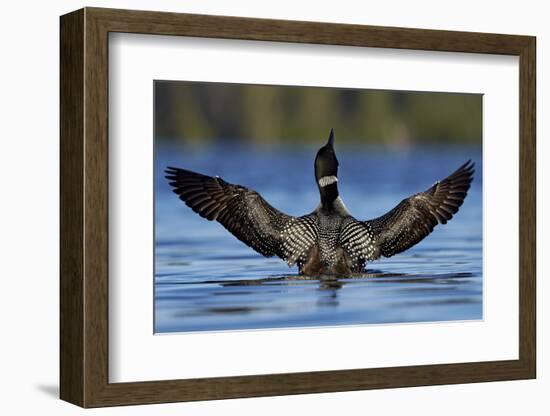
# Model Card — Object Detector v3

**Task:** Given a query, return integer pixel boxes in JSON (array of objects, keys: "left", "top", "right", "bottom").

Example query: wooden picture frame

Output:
[{"left": 60, "top": 7, "right": 536, "bottom": 408}]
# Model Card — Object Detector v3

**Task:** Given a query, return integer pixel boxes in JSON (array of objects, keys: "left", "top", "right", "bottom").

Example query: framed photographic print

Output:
[{"left": 60, "top": 7, "right": 536, "bottom": 408}]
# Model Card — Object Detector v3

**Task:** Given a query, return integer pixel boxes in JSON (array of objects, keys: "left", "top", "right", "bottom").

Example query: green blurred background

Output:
[{"left": 154, "top": 81, "right": 482, "bottom": 147}]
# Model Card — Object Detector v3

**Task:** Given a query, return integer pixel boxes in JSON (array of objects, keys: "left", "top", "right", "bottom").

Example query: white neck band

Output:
[{"left": 318, "top": 175, "right": 338, "bottom": 187}]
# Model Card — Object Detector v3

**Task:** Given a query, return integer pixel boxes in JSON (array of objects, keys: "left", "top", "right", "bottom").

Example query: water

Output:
[{"left": 155, "top": 142, "right": 482, "bottom": 333}]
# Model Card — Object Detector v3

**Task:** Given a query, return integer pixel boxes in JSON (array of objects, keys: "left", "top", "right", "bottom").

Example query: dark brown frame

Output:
[{"left": 60, "top": 7, "right": 536, "bottom": 408}]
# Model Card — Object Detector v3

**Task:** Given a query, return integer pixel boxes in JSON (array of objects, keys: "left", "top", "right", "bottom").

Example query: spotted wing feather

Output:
[
  {"left": 165, "top": 167, "right": 317, "bottom": 265},
  {"left": 339, "top": 160, "right": 474, "bottom": 268},
  {"left": 279, "top": 215, "right": 318, "bottom": 267},
  {"left": 339, "top": 219, "right": 379, "bottom": 271},
  {"left": 366, "top": 160, "right": 475, "bottom": 258}
]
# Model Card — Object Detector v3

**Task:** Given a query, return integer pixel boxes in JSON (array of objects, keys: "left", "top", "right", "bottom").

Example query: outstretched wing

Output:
[
  {"left": 341, "top": 161, "right": 475, "bottom": 263},
  {"left": 165, "top": 167, "right": 317, "bottom": 265}
]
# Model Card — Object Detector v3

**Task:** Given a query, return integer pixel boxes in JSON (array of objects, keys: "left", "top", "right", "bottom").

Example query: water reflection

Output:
[
  {"left": 156, "top": 271, "right": 479, "bottom": 330},
  {"left": 158, "top": 271, "right": 473, "bottom": 290}
]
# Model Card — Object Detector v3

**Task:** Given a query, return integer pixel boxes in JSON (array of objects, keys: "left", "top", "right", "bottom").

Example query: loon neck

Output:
[{"left": 319, "top": 182, "right": 339, "bottom": 208}]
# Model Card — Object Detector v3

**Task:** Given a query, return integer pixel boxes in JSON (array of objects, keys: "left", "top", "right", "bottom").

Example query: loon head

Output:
[{"left": 315, "top": 128, "right": 339, "bottom": 188}]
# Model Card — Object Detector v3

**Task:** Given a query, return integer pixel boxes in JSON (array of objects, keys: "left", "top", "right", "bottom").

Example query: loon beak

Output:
[{"left": 327, "top": 128, "right": 335, "bottom": 148}]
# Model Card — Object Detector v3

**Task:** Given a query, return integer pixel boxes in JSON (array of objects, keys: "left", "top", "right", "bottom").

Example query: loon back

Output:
[{"left": 166, "top": 129, "right": 474, "bottom": 276}]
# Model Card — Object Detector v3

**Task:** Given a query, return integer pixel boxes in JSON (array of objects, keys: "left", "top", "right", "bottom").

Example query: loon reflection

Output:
[{"left": 159, "top": 271, "right": 475, "bottom": 310}]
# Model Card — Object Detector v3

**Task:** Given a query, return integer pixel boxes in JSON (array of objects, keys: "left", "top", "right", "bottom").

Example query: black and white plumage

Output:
[{"left": 165, "top": 129, "right": 474, "bottom": 276}]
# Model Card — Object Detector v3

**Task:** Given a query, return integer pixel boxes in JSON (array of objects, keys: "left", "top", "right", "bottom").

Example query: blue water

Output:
[{"left": 155, "top": 142, "right": 482, "bottom": 333}]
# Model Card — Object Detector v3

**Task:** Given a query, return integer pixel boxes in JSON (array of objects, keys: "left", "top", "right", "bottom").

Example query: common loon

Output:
[{"left": 165, "top": 129, "right": 474, "bottom": 276}]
